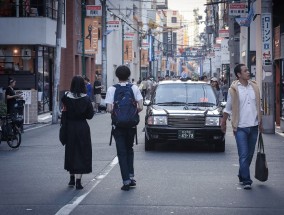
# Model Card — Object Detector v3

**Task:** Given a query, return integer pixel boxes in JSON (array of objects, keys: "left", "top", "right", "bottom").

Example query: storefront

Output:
[{"left": 0, "top": 45, "right": 54, "bottom": 114}]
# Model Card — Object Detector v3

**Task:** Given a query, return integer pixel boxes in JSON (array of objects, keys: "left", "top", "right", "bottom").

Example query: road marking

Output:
[{"left": 55, "top": 156, "right": 118, "bottom": 215}]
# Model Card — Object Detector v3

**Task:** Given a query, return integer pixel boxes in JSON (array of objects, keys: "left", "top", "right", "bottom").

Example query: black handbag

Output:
[
  {"left": 59, "top": 110, "right": 68, "bottom": 146},
  {"left": 255, "top": 133, "right": 268, "bottom": 182}
]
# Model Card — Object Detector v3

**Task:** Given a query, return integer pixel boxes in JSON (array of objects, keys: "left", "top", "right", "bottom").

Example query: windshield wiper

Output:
[
  {"left": 155, "top": 101, "right": 187, "bottom": 105},
  {"left": 185, "top": 102, "right": 216, "bottom": 107}
]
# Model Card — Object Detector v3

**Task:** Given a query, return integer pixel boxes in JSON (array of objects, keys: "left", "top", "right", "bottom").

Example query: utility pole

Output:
[
  {"left": 52, "top": 0, "right": 63, "bottom": 124},
  {"left": 81, "top": 0, "right": 86, "bottom": 76},
  {"left": 259, "top": 0, "right": 274, "bottom": 134},
  {"left": 247, "top": 0, "right": 251, "bottom": 74},
  {"left": 122, "top": 20, "right": 124, "bottom": 65},
  {"left": 100, "top": 0, "right": 107, "bottom": 90}
]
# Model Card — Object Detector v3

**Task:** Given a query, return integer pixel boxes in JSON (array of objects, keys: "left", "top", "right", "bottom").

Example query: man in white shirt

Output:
[
  {"left": 105, "top": 65, "right": 143, "bottom": 191},
  {"left": 221, "top": 64, "right": 263, "bottom": 190}
]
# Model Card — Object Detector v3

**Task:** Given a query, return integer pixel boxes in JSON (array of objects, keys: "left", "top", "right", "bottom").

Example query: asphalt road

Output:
[{"left": 1, "top": 110, "right": 284, "bottom": 215}]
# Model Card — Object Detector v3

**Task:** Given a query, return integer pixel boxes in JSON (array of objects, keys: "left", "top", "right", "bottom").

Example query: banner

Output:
[
  {"left": 124, "top": 41, "right": 133, "bottom": 62},
  {"left": 141, "top": 49, "right": 148, "bottom": 67},
  {"left": 84, "top": 17, "right": 99, "bottom": 55}
]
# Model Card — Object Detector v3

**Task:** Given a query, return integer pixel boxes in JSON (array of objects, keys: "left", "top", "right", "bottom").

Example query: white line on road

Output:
[{"left": 55, "top": 156, "right": 118, "bottom": 215}]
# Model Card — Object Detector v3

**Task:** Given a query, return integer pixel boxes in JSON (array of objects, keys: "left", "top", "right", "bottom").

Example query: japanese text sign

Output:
[{"left": 261, "top": 13, "right": 272, "bottom": 66}]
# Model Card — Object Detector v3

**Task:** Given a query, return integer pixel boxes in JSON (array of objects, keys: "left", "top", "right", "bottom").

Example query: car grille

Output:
[{"left": 168, "top": 115, "right": 205, "bottom": 128}]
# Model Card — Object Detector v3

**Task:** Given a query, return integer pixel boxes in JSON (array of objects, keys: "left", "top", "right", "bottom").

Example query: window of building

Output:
[
  {"left": 171, "top": 17, "right": 177, "bottom": 23},
  {"left": 0, "top": 0, "right": 66, "bottom": 23}
]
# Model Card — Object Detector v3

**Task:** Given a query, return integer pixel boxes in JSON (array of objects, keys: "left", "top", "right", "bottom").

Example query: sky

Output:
[{"left": 168, "top": 0, "right": 206, "bottom": 45}]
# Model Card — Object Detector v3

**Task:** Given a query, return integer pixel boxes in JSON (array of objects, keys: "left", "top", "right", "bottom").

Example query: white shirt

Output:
[
  {"left": 224, "top": 82, "right": 258, "bottom": 128},
  {"left": 105, "top": 82, "right": 143, "bottom": 104}
]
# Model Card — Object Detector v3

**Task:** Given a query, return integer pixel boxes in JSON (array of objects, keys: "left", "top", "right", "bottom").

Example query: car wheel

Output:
[
  {"left": 145, "top": 133, "right": 154, "bottom": 151},
  {"left": 215, "top": 140, "right": 225, "bottom": 152}
]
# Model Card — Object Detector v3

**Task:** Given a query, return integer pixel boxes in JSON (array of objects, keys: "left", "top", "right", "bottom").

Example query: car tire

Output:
[
  {"left": 145, "top": 133, "right": 154, "bottom": 151},
  {"left": 215, "top": 140, "right": 225, "bottom": 152}
]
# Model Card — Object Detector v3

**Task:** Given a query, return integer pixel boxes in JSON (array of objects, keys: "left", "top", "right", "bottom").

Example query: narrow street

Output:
[{"left": 1, "top": 110, "right": 284, "bottom": 215}]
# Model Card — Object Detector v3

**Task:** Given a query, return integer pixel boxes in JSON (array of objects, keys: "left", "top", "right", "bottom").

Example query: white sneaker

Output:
[{"left": 244, "top": 184, "right": 251, "bottom": 190}]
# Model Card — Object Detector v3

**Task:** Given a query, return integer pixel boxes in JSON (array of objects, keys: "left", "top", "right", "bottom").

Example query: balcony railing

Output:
[{"left": 0, "top": 1, "right": 65, "bottom": 23}]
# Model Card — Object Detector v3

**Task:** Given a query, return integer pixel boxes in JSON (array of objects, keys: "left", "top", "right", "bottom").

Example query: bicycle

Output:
[{"left": 0, "top": 114, "right": 22, "bottom": 148}]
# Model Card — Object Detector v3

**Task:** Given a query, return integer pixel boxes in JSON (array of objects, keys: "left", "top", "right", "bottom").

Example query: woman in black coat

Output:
[{"left": 61, "top": 75, "right": 94, "bottom": 189}]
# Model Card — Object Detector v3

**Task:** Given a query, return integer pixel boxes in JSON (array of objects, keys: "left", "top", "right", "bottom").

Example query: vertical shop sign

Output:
[
  {"left": 84, "top": 17, "right": 99, "bottom": 55},
  {"left": 124, "top": 40, "right": 133, "bottom": 62},
  {"left": 261, "top": 13, "right": 272, "bottom": 66}
]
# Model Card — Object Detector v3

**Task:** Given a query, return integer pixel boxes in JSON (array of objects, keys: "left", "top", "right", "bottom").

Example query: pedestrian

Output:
[
  {"left": 140, "top": 78, "right": 147, "bottom": 101},
  {"left": 5, "top": 78, "right": 21, "bottom": 115},
  {"left": 221, "top": 79, "right": 229, "bottom": 101},
  {"left": 210, "top": 77, "right": 223, "bottom": 103},
  {"left": 5, "top": 78, "right": 24, "bottom": 132},
  {"left": 221, "top": 64, "right": 263, "bottom": 190},
  {"left": 84, "top": 77, "right": 94, "bottom": 109},
  {"left": 93, "top": 74, "right": 103, "bottom": 113},
  {"left": 105, "top": 65, "right": 143, "bottom": 191},
  {"left": 61, "top": 75, "right": 94, "bottom": 190}
]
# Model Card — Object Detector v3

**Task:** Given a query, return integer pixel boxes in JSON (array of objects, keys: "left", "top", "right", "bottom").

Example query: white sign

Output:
[
  {"left": 21, "top": 90, "right": 31, "bottom": 105},
  {"left": 219, "top": 29, "right": 229, "bottom": 38},
  {"left": 86, "top": 5, "right": 102, "bottom": 17},
  {"left": 261, "top": 13, "right": 272, "bottom": 66},
  {"left": 107, "top": 20, "right": 120, "bottom": 31},
  {"left": 221, "top": 39, "right": 230, "bottom": 64},
  {"left": 229, "top": 3, "right": 248, "bottom": 16},
  {"left": 124, "top": 32, "right": 135, "bottom": 40}
]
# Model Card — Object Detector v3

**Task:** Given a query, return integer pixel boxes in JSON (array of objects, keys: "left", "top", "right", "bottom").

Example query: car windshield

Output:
[{"left": 153, "top": 83, "right": 217, "bottom": 106}]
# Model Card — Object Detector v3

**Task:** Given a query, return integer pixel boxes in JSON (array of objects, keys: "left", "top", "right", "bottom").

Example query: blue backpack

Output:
[{"left": 111, "top": 84, "right": 140, "bottom": 128}]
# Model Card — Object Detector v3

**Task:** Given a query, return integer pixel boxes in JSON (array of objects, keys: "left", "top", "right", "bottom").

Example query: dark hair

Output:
[
  {"left": 115, "top": 65, "right": 131, "bottom": 81},
  {"left": 8, "top": 77, "right": 15, "bottom": 85},
  {"left": 70, "top": 75, "right": 86, "bottom": 97},
  {"left": 234, "top": 64, "right": 245, "bottom": 78},
  {"left": 84, "top": 77, "right": 90, "bottom": 82}
]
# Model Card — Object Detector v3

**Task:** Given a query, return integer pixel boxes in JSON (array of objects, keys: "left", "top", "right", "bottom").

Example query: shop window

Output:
[{"left": 0, "top": 47, "right": 34, "bottom": 75}]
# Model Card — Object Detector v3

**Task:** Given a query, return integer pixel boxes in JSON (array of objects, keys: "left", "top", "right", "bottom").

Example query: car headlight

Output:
[
  {"left": 147, "top": 116, "right": 168, "bottom": 125},
  {"left": 205, "top": 117, "right": 220, "bottom": 126}
]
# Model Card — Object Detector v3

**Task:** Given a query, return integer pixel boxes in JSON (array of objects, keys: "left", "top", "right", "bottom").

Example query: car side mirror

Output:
[{"left": 143, "top": 100, "right": 151, "bottom": 106}]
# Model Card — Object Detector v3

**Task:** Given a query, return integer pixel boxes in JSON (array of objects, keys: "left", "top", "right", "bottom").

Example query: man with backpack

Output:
[{"left": 105, "top": 65, "right": 143, "bottom": 191}]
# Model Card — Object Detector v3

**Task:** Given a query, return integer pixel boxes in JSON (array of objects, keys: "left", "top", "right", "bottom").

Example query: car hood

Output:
[{"left": 151, "top": 105, "right": 221, "bottom": 115}]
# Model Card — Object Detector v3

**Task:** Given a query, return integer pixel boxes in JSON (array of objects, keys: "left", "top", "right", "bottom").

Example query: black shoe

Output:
[
  {"left": 68, "top": 175, "right": 75, "bottom": 186},
  {"left": 129, "top": 179, "right": 136, "bottom": 187},
  {"left": 121, "top": 184, "right": 130, "bottom": 191},
  {"left": 76, "top": 179, "right": 83, "bottom": 190}
]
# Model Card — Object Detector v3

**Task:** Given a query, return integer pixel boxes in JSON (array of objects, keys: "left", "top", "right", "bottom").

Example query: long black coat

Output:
[{"left": 62, "top": 92, "right": 94, "bottom": 174}]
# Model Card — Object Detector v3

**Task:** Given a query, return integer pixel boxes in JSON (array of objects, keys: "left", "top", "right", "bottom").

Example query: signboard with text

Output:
[
  {"left": 261, "top": 13, "right": 272, "bottom": 66},
  {"left": 107, "top": 20, "right": 120, "bottom": 31},
  {"left": 229, "top": 3, "right": 248, "bottom": 16},
  {"left": 86, "top": 5, "right": 102, "bottom": 17}
]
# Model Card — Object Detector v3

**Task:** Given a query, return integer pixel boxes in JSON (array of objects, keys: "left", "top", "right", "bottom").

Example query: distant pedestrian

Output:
[
  {"left": 93, "top": 74, "right": 103, "bottom": 113},
  {"left": 210, "top": 77, "right": 223, "bottom": 103},
  {"left": 221, "top": 79, "right": 229, "bottom": 101},
  {"left": 105, "top": 65, "right": 143, "bottom": 191},
  {"left": 61, "top": 75, "right": 94, "bottom": 190},
  {"left": 221, "top": 64, "right": 263, "bottom": 190}
]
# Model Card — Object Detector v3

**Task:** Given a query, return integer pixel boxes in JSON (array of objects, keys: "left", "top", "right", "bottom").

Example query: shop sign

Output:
[
  {"left": 261, "top": 13, "right": 272, "bottom": 66},
  {"left": 274, "top": 26, "right": 281, "bottom": 60},
  {"left": 219, "top": 29, "right": 229, "bottom": 38},
  {"left": 107, "top": 20, "right": 120, "bottom": 31},
  {"left": 229, "top": 3, "right": 248, "bottom": 16},
  {"left": 124, "top": 32, "right": 135, "bottom": 40},
  {"left": 124, "top": 40, "right": 133, "bottom": 62},
  {"left": 86, "top": 5, "right": 102, "bottom": 17},
  {"left": 84, "top": 17, "right": 99, "bottom": 55}
]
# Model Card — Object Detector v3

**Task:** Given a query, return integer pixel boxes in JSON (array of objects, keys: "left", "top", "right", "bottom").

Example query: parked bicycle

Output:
[{"left": 0, "top": 114, "right": 22, "bottom": 148}]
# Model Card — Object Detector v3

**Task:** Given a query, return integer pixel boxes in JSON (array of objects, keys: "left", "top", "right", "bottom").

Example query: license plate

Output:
[{"left": 178, "top": 130, "right": 194, "bottom": 139}]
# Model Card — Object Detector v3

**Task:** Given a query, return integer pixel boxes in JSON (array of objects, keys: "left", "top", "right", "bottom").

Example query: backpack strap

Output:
[
  {"left": 135, "top": 126, "right": 138, "bottom": 145},
  {"left": 109, "top": 126, "right": 114, "bottom": 146}
]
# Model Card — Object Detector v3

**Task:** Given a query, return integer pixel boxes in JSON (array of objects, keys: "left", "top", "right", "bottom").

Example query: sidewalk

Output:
[{"left": 23, "top": 112, "right": 52, "bottom": 131}]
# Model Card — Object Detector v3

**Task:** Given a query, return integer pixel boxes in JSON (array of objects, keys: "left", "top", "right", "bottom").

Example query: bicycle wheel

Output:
[{"left": 7, "top": 127, "right": 21, "bottom": 148}]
